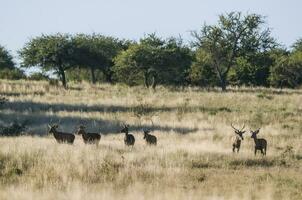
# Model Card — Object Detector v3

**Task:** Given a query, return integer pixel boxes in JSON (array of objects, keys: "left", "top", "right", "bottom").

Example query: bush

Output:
[
  {"left": 0, "top": 68, "right": 26, "bottom": 80},
  {"left": 27, "top": 72, "right": 49, "bottom": 81}
]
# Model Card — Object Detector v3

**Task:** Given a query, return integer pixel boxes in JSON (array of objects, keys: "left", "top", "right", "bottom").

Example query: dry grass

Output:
[{"left": 0, "top": 80, "right": 302, "bottom": 200}]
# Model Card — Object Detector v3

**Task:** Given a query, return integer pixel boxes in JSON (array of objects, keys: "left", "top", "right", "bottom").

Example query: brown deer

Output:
[
  {"left": 250, "top": 129, "right": 267, "bottom": 156},
  {"left": 48, "top": 124, "right": 75, "bottom": 144},
  {"left": 120, "top": 124, "right": 135, "bottom": 146},
  {"left": 143, "top": 129, "right": 157, "bottom": 145},
  {"left": 76, "top": 125, "right": 101, "bottom": 145},
  {"left": 231, "top": 124, "right": 246, "bottom": 153}
]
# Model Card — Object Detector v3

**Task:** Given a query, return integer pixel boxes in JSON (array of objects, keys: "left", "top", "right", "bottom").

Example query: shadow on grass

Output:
[
  {"left": 0, "top": 112, "right": 197, "bottom": 136},
  {"left": 3, "top": 100, "right": 232, "bottom": 115}
]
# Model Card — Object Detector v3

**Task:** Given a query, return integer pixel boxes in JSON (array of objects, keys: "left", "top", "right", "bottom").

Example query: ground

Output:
[{"left": 0, "top": 80, "right": 301, "bottom": 200}]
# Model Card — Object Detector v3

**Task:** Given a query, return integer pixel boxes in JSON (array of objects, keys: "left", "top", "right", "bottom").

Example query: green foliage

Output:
[
  {"left": 292, "top": 38, "right": 302, "bottom": 52},
  {"left": 19, "top": 33, "right": 74, "bottom": 88},
  {"left": 71, "top": 34, "right": 126, "bottom": 84},
  {"left": 192, "top": 12, "right": 276, "bottom": 90},
  {"left": 0, "top": 45, "right": 25, "bottom": 80},
  {"left": 228, "top": 53, "right": 272, "bottom": 86},
  {"left": 188, "top": 49, "right": 218, "bottom": 87},
  {"left": 0, "top": 45, "right": 15, "bottom": 70},
  {"left": 0, "top": 68, "right": 25, "bottom": 80},
  {"left": 27, "top": 72, "right": 49, "bottom": 81},
  {"left": 113, "top": 34, "right": 192, "bottom": 88},
  {"left": 269, "top": 51, "right": 302, "bottom": 88}
]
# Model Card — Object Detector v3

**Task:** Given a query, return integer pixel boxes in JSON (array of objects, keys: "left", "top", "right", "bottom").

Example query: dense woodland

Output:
[{"left": 1, "top": 12, "right": 302, "bottom": 90}]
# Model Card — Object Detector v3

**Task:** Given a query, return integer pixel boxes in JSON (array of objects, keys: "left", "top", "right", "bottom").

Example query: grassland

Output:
[{"left": 0, "top": 80, "right": 302, "bottom": 200}]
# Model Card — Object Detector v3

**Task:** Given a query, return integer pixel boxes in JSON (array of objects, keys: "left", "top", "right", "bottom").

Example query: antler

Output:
[
  {"left": 231, "top": 123, "right": 239, "bottom": 131},
  {"left": 240, "top": 124, "right": 245, "bottom": 131}
]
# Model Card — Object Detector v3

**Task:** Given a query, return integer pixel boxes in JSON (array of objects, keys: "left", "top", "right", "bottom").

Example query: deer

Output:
[
  {"left": 75, "top": 125, "right": 101, "bottom": 145},
  {"left": 231, "top": 123, "right": 246, "bottom": 153},
  {"left": 120, "top": 124, "right": 135, "bottom": 146},
  {"left": 48, "top": 124, "right": 75, "bottom": 144},
  {"left": 143, "top": 129, "right": 157, "bottom": 145},
  {"left": 250, "top": 129, "right": 267, "bottom": 156}
]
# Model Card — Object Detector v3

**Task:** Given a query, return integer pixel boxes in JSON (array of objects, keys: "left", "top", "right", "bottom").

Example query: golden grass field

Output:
[{"left": 0, "top": 80, "right": 302, "bottom": 200}]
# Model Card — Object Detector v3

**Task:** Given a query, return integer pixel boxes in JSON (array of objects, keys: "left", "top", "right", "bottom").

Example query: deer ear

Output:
[{"left": 48, "top": 124, "right": 51, "bottom": 129}]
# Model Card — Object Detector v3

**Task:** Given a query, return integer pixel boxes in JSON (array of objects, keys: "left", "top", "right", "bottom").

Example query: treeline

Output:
[{"left": 1, "top": 12, "right": 302, "bottom": 90}]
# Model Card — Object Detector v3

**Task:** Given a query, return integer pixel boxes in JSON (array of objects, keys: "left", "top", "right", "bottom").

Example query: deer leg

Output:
[
  {"left": 232, "top": 145, "right": 235, "bottom": 153},
  {"left": 237, "top": 147, "right": 240, "bottom": 153},
  {"left": 261, "top": 149, "right": 264, "bottom": 156},
  {"left": 254, "top": 148, "right": 257, "bottom": 155}
]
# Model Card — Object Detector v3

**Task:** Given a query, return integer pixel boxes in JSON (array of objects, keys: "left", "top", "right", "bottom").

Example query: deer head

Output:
[
  {"left": 48, "top": 124, "right": 59, "bottom": 134},
  {"left": 76, "top": 125, "right": 86, "bottom": 135},
  {"left": 231, "top": 123, "right": 246, "bottom": 140},
  {"left": 250, "top": 128, "right": 260, "bottom": 139},
  {"left": 120, "top": 124, "right": 129, "bottom": 134},
  {"left": 143, "top": 128, "right": 150, "bottom": 139}
]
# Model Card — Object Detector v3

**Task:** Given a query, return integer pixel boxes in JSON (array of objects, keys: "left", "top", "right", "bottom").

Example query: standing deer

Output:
[
  {"left": 250, "top": 129, "right": 267, "bottom": 156},
  {"left": 143, "top": 129, "right": 157, "bottom": 145},
  {"left": 48, "top": 124, "right": 75, "bottom": 144},
  {"left": 231, "top": 124, "right": 246, "bottom": 153},
  {"left": 76, "top": 125, "right": 101, "bottom": 145},
  {"left": 120, "top": 124, "right": 135, "bottom": 146}
]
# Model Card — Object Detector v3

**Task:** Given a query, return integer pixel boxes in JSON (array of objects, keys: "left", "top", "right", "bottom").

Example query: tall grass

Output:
[{"left": 0, "top": 80, "right": 302, "bottom": 199}]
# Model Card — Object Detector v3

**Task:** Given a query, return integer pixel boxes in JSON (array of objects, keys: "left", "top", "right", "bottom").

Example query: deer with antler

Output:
[
  {"left": 48, "top": 124, "right": 75, "bottom": 144},
  {"left": 250, "top": 128, "right": 267, "bottom": 156},
  {"left": 75, "top": 125, "right": 101, "bottom": 145},
  {"left": 120, "top": 124, "right": 135, "bottom": 146},
  {"left": 231, "top": 123, "right": 246, "bottom": 153}
]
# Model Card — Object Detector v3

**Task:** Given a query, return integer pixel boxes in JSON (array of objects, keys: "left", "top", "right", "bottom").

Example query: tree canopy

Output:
[
  {"left": 113, "top": 34, "right": 192, "bottom": 89},
  {"left": 192, "top": 12, "right": 276, "bottom": 90},
  {"left": 19, "top": 33, "right": 74, "bottom": 88},
  {"left": 0, "top": 45, "right": 15, "bottom": 70}
]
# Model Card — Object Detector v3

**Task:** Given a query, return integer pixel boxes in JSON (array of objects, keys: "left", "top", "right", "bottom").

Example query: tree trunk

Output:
[
  {"left": 104, "top": 70, "right": 113, "bottom": 83},
  {"left": 219, "top": 76, "right": 227, "bottom": 92},
  {"left": 59, "top": 67, "right": 67, "bottom": 89},
  {"left": 151, "top": 74, "right": 157, "bottom": 90},
  {"left": 144, "top": 72, "right": 150, "bottom": 88},
  {"left": 90, "top": 67, "right": 96, "bottom": 84}
]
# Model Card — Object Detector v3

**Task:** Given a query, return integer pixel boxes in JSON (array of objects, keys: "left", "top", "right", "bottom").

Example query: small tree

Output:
[
  {"left": 113, "top": 34, "right": 192, "bottom": 88},
  {"left": 0, "top": 45, "right": 15, "bottom": 70},
  {"left": 269, "top": 49, "right": 302, "bottom": 88},
  {"left": 72, "top": 34, "right": 126, "bottom": 84},
  {"left": 19, "top": 34, "right": 74, "bottom": 88},
  {"left": 192, "top": 12, "right": 275, "bottom": 91}
]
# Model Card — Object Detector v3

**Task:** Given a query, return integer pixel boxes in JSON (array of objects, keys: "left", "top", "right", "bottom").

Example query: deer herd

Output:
[
  {"left": 48, "top": 123, "right": 157, "bottom": 146},
  {"left": 48, "top": 123, "right": 267, "bottom": 155}
]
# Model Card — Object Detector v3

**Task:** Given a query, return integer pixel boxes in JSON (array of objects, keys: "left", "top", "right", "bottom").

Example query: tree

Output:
[
  {"left": 72, "top": 34, "right": 126, "bottom": 84},
  {"left": 113, "top": 34, "right": 192, "bottom": 88},
  {"left": 0, "top": 45, "right": 15, "bottom": 70},
  {"left": 19, "top": 34, "right": 74, "bottom": 88},
  {"left": 0, "top": 45, "right": 26, "bottom": 80},
  {"left": 269, "top": 48, "right": 302, "bottom": 88},
  {"left": 188, "top": 49, "right": 218, "bottom": 87},
  {"left": 292, "top": 38, "right": 302, "bottom": 52},
  {"left": 192, "top": 12, "right": 275, "bottom": 91},
  {"left": 228, "top": 52, "right": 273, "bottom": 87}
]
